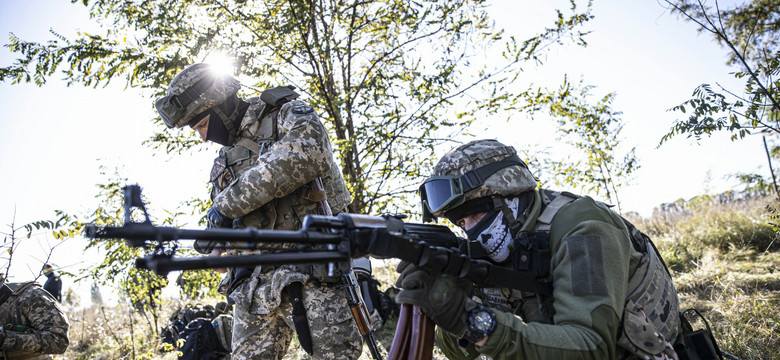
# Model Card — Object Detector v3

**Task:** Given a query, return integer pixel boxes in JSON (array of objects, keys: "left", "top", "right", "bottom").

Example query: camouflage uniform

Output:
[
  {"left": 208, "top": 97, "right": 360, "bottom": 360},
  {"left": 421, "top": 139, "right": 681, "bottom": 360},
  {"left": 0, "top": 282, "right": 69, "bottom": 359},
  {"left": 156, "top": 64, "right": 360, "bottom": 359}
]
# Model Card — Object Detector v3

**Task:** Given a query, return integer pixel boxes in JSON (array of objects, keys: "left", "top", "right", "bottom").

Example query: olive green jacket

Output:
[{"left": 438, "top": 193, "right": 645, "bottom": 359}]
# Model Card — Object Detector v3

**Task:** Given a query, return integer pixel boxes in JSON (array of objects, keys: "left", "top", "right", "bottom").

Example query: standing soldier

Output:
[
  {"left": 41, "top": 264, "right": 62, "bottom": 303},
  {"left": 396, "top": 139, "right": 682, "bottom": 359},
  {"left": 155, "top": 63, "right": 361, "bottom": 360},
  {"left": 0, "top": 280, "right": 69, "bottom": 359}
]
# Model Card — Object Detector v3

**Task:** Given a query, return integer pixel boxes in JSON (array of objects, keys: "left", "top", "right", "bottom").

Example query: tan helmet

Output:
[
  {"left": 155, "top": 63, "right": 241, "bottom": 128},
  {"left": 420, "top": 139, "right": 537, "bottom": 221}
]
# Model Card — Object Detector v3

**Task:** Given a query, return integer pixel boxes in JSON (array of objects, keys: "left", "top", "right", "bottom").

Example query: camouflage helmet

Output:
[
  {"left": 155, "top": 63, "right": 241, "bottom": 128},
  {"left": 421, "top": 139, "right": 537, "bottom": 220}
]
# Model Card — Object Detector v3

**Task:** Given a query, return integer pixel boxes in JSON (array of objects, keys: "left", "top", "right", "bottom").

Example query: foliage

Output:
[
  {"left": 64, "top": 301, "right": 182, "bottom": 360},
  {"left": 175, "top": 269, "right": 222, "bottom": 299},
  {"left": 660, "top": 0, "right": 780, "bottom": 195},
  {"left": 0, "top": 0, "right": 594, "bottom": 215},
  {"left": 624, "top": 193, "right": 780, "bottom": 359},
  {"left": 518, "top": 77, "right": 639, "bottom": 211},
  {"left": 0, "top": 210, "right": 82, "bottom": 284}
]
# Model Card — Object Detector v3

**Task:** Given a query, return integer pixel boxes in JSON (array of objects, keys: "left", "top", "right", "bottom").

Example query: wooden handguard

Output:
[{"left": 350, "top": 302, "right": 373, "bottom": 335}]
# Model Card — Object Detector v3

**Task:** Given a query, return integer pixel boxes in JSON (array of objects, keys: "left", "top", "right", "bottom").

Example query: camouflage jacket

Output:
[
  {"left": 210, "top": 97, "right": 350, "bottom": 228},
  {"left": 0, "top": 282, "right": 69, "bottom": 359},
  {"left": 209, "top": 97, "right": 352, "bottom": 312},
  {"left": 437, "top": 189, "right": 680, "bottom": 360}
]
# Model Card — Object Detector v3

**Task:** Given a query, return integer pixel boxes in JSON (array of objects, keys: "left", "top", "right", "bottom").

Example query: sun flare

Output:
[{"left": 203, "top": 52, "right": 236, "bottom": 77}]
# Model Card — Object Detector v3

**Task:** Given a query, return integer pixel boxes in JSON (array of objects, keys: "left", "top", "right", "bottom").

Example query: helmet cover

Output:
[
  {"left": 431, "top": 139, "right": 537, "bottom": 218},
  {"left": 155, "top": 63, "right": 241, "bottom": 128}
]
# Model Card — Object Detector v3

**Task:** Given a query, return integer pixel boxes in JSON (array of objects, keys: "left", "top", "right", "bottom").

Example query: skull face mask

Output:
[{"left": 465, "top": 196, "right": 528, "bottom": 263}]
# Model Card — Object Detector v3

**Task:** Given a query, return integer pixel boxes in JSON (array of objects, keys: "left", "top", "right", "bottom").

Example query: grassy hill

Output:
[{"left": 58, "top": 195, "right": 780, "bottom": 360}]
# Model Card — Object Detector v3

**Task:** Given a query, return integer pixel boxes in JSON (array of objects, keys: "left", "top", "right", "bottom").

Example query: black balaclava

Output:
[{"left": 190, "top": 94, "right": 249, "bottom": 146}]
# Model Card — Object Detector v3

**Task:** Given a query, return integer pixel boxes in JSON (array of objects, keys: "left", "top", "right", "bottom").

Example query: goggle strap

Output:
[
  {"left": 461, "top": 155, "right": 526, "bottom": 193},
  {"left": 172, "top": 75, "right": 213, "bottom": 110}
]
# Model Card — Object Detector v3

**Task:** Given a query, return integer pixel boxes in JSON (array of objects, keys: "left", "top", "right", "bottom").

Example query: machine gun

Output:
[{"left": 86, "top": 185, "right": 553, "bottom": 360}]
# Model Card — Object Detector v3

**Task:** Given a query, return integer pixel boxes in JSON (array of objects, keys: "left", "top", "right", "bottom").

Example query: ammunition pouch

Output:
[
  {"left": 512, "top": 231, "right": 551, "bottom": 278},
  {"left": 258, "top": 263, "right": 344, "bottom": 284},
  {"left": 676, "top": 308, "right": 725, "bottom": 360}
]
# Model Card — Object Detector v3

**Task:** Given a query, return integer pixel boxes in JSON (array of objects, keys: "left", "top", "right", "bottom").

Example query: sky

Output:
[{"left": 0, "top": 0, "right": 766, "bottom": 304}]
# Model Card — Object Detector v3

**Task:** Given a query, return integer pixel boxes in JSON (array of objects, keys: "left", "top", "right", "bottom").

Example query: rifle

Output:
[
  {"left": 309, "top": 177, "right": 383, "bottom": 360},
  {"left": 86, "top": 185, "right": 553, "bottom": 359}
]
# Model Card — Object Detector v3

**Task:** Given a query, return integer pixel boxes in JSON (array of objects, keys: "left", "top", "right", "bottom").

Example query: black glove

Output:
[
  {"left": 207, "top": 206, "right": 233, "bottom": 228},
  {"left": 394, "top": 261, "right": 474, "bottom": 336},
  {"left": 193, "top": 239, "right": 217, "bottom": 254}
]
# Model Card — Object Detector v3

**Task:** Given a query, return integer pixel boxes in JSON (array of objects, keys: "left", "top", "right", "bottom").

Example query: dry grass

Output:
[{"left": 629, "top": 196, "right": 780, "bottom": 360}]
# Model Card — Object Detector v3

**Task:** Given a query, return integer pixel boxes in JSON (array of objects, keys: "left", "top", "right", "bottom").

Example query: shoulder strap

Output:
[
  {"left": 535, "top": 191, "right": 578, "bottom": 231},
  {"left": 258, "top": 85, "right": 300, "bottom": 141},
  {"left": 0, "top": 284, "right": 12, "bottom": 306},
  {"left": 235, "top": 138, "right": 262, "bottom": 154}
]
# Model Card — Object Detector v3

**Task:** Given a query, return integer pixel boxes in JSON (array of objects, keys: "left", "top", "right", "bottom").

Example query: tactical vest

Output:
[
  {"left": 208, "top": 89, "right": 351, "bottom": 285},
  {"left": 209, "top": 92, "right": 350, "bottom": 232},
  {"left": 476, "top": 189, "right": 680, "bottom": 348}
]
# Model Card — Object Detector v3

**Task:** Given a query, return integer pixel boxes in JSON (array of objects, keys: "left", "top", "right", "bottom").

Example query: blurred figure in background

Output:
[{"left": 41, "top": 264, "right": 62, "bottom": 303}]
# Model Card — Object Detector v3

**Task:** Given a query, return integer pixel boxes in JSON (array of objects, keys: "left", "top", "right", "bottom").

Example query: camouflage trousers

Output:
[{"left": 230, "top": 278, "right": 362, "bottom": 360}]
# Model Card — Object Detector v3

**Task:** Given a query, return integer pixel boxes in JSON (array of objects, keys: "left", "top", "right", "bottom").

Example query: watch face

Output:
[{"left": 472, "top": 311, "right": 494, "bottom": 332}]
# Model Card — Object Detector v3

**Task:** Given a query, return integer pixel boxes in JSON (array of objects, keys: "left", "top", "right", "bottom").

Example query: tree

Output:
[
  {"left": 0, "top": 0, "right": 593, "bottom": 215},
  {"left": 0, "top": 210, "right": 78, "bottom": 284},
  {"left": 519, "top": 77, "right": 639, "bottom": 211},
  {"left": 79, "top": 170, "right": 171, "bottom": 334},
  {"left": 660, "top": 0, "right": 780, "bottom": 196}
]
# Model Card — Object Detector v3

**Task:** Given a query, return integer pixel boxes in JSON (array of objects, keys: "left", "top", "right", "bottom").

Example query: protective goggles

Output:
[{"left": 419, "top": 155, "right": 526, "bottom": 222}]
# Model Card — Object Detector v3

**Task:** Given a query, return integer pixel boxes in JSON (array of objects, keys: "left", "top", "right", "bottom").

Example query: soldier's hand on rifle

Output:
[
  {"left": 394, "top": 261, "right": 474, "bottom": 336},
  {"left": 207, "top": 206, "right": 234, "bottom": 228}
]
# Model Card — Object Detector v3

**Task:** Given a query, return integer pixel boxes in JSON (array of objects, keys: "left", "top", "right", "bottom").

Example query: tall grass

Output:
[{"left": 628, "top": 195, "right": 780, "bottom": 360}]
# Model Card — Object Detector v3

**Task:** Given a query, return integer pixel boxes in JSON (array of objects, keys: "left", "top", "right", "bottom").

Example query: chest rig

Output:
[
  {"left": 209, "top": 86, "right": 326, "bottom": 231},
  {"left": 477, "top": 189, "right": 680, "bottom": 344},
  {"left": 475, "top": 189, "right": 577, "bottom": 322}
]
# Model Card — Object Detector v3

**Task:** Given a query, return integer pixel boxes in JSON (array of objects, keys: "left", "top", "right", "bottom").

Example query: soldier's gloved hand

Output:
[
  {"left": 394, "top": 261, "right": 474, "bottom": 336},
  {"left": 193, "top": 239, "right": 217, "bottom": 254},
  {"left": 207, "top": 206, "right": 233, "bottom": 228}
]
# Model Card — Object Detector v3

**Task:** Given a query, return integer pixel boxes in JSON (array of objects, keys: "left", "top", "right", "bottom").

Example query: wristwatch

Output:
[{"left": 461, "top": 304, "right": 496, "bottom": 344}]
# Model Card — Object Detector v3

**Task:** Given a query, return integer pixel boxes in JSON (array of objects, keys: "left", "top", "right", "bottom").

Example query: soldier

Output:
[
  {"left": 155, "top": 63, "right": 361, "bottom": 360},
  {"left": 41, "top": 264, "right": 62, "bottom": 303},
  {"left": 396, "top": 139, "right": 682, "bottom": 359},
  {"left": 0, "top": 280, "right": 69, "bottom": 359}
]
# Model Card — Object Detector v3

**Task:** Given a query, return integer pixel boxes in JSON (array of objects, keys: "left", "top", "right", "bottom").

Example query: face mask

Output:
[
  {"left": 205, "top": 111, "right": 232, "bottom": 146},
  {"left": 469, "top": 197, "right": 524, "bottom": 263}
]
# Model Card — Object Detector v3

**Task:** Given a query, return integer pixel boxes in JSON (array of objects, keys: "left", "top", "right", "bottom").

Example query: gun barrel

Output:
[
  {"left": 86, "top": 223, "right": 344, "bottom": 245},
  {"left": 137, "top": 251, "right": 350, "bottom": 275}
]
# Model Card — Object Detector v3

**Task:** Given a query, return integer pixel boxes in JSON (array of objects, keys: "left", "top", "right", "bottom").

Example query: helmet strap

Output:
[
  {"left": 211, "top": 95, "right": 249, "bottom": 145},
  {"left": 492, "top": 192, "right": 532, "bottom": 239}
]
